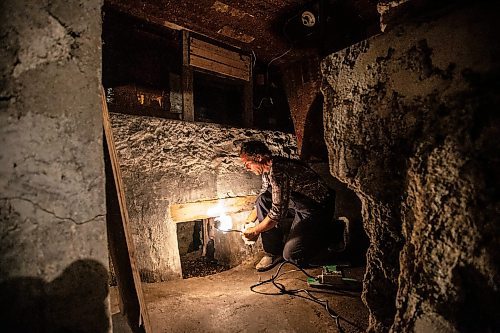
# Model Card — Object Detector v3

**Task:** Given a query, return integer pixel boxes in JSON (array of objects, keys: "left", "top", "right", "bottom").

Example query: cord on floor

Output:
[{"left": 249, "top": 261, "right": 349, "bottom": 332}]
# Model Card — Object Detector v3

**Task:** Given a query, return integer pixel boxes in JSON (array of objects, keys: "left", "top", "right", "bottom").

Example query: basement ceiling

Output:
[{"left": 105, "top": 0, "right": 381, "bottom": 66}]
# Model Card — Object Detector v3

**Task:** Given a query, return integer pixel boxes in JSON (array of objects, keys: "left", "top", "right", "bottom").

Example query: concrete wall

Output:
[
  {"left": 110, "top": 113, "right": 297, "bottom": 281},
  {"left": 321, "top": 2, "right": 500, "bottom": 332},
  {"left": 0, "top": 1, "right": 109, "bottom": 332}
]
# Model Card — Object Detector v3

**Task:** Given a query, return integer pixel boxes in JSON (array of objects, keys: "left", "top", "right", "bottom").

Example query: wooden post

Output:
[
  {"left": 182, "top": 30, "right": 194, "bottom": 121},
  {"left": 201, "top": 219, "right": 209, "bottom": 257}
]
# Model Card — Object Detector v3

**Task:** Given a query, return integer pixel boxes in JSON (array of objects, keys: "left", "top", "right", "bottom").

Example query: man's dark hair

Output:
[{"left": 240, "top": 140, "right": 272, "bottom": 160}]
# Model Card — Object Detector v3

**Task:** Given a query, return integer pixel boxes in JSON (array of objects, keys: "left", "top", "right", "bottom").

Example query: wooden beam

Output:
[
  {"left": 190, "top": 38, "right": 250, "bottom": 71},
  {"left": 182, "top": 30, "right": 194, "bottom": 121},
  {"left": 201, "top": 219, "right": 209, "bottom": 257},
  {"left": 169, "top": 195, "right": 257, "bottom": 223},
  {"left": 190, "top": 55, "right": 249, "bottom": 81},
  {"left": 101, "top": 87, "right": 152, "bottom": 333},
  {"left": 162, "top": 20, "right": 186, "bottom": 31},
  {"left": 190, "top": 48, "right": 249, "bottom": 73}
]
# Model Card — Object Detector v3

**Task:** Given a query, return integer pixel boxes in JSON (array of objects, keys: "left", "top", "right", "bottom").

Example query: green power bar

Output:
[{"left": 306, "top": 264, "right": 361, "bottom": 290}]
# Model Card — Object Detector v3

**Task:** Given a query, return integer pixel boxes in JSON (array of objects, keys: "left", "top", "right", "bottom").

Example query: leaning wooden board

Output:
[{"left": 101, "top": 87, "right": 152, "bottom": 333}]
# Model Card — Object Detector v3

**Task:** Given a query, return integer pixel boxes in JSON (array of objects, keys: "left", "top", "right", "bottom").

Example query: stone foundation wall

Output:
[
  {"left": 321, "top": 2, "right": 500, "bottom": 332},
  {"left": 110, "top": 113, "right": 297, "bottom": 281}
]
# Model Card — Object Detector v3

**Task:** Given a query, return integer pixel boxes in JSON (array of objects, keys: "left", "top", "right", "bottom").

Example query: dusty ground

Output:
[{"left": 111, "top": 259, "right": 368, "bottom": 333}]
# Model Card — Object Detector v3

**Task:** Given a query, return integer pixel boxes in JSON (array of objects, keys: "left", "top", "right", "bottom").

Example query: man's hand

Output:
[
  {"left": 241, "top": 222, "right": 258, "bottom": 245},
  {"left": 242, "top": 226, "right": 259, "bottom": 242}
]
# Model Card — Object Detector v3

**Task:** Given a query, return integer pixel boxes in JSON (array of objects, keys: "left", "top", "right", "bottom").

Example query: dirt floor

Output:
[
  {"left": 111, "top": 258, "right": 368, "bottom": 333},
  {"left": 179, "top": 249, "right": 230, "bottom": 279}
]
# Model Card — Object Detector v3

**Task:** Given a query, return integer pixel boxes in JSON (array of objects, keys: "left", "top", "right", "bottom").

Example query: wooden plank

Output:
[
  {"left": 190, "top": 45, "right": 249, "bottom": 72},
  {"left": 190, "top": 55, "right": 249, "bottom": 81},
  {"left": 190, "top": 37, "right": 248, "bottom": 64},
  {"left": 104, "top": 142, "right": 138, "bottom": 329},
  {"left": 170, "top": 195, "right": 257, "bottom": 223},
  {"left": 101, "top": 87, "right": 152, "bottom": 333},
  {"left": 162, "top": 20, "right": 186, "bottom": 31},
  {"left": 201, "top": 219, "right": 209, "bottom": 257},
  {"left": 182, "top": 30, "right": 194, "bottom": 121},
  {"left": 190, "top": 38, "right": 248, "bottom": 62},
  {"left": 190, "top": 54, "right": 248, "bottom": 81},
  {"left": 190, "top": 41, "right": 250, "bottom": 72}
]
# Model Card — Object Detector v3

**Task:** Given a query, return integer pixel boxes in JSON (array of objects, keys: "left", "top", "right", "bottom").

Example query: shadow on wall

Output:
[{"left": 0, "top": 259, "right": 110, "bottom": 333}]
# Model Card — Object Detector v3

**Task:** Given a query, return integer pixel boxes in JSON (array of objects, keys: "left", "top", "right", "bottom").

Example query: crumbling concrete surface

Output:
[
  {"left": 110, "top": 113, "right": 297, "bottom": 282},
  {"left": 0, "top": 1, "right": 109, "bottom": 332},
  {"left": 322, "top": 2, "right": 500, "bottom": 332}
]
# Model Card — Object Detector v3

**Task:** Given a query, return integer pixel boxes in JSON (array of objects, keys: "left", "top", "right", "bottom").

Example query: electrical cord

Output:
[
  {"left": 250, "top": 261, "right": 363, "bottom": 333},
  {"left": 267, "top": 47, "right": 292, "bottom": 68},
  {"left": 213, "top": 226, "right": 242, "bottom": 233}
]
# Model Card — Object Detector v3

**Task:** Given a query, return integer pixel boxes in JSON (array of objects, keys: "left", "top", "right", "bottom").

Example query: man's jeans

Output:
[{"left": 255, "top": 190, "right": 334, "bottom": 266}]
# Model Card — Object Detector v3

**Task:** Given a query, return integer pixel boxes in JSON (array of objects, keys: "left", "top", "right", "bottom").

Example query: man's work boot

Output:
[{"left": 255, "top": 254, "right": 284, "bottom": 272}]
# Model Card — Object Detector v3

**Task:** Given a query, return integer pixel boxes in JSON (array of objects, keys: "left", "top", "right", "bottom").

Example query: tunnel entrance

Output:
[{"left": 176, "top": 219, "right": 230, "bottom": 279}]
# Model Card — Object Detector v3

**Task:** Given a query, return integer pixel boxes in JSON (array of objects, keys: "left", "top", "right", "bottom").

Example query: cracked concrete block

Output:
[{"left": 0, "top": 0, "right": 108, "bottom": 332}]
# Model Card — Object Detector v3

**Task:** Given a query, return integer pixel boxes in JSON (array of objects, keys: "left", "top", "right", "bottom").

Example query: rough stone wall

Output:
[
  {"left": 110, "top": 113, "right": 297, "bottom": 281},
  {"left": 321, "top": 2, "right": 500, "bottom": 332},
  {"left": 0, "top": 1, "right": 109, "bottom": 332}
]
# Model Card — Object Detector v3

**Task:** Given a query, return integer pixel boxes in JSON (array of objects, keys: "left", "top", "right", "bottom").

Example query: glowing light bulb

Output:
[
  {"left": 207, "top": 202, "right": 233, "bottom": 232},
  {"left": 216, "top": 214, "right": 233, "bottom": 231}
]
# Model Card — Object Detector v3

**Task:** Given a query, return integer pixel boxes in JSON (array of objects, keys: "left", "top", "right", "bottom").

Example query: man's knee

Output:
[{"left": 282, "top": 241, "right": 306, "bottom": 266}]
